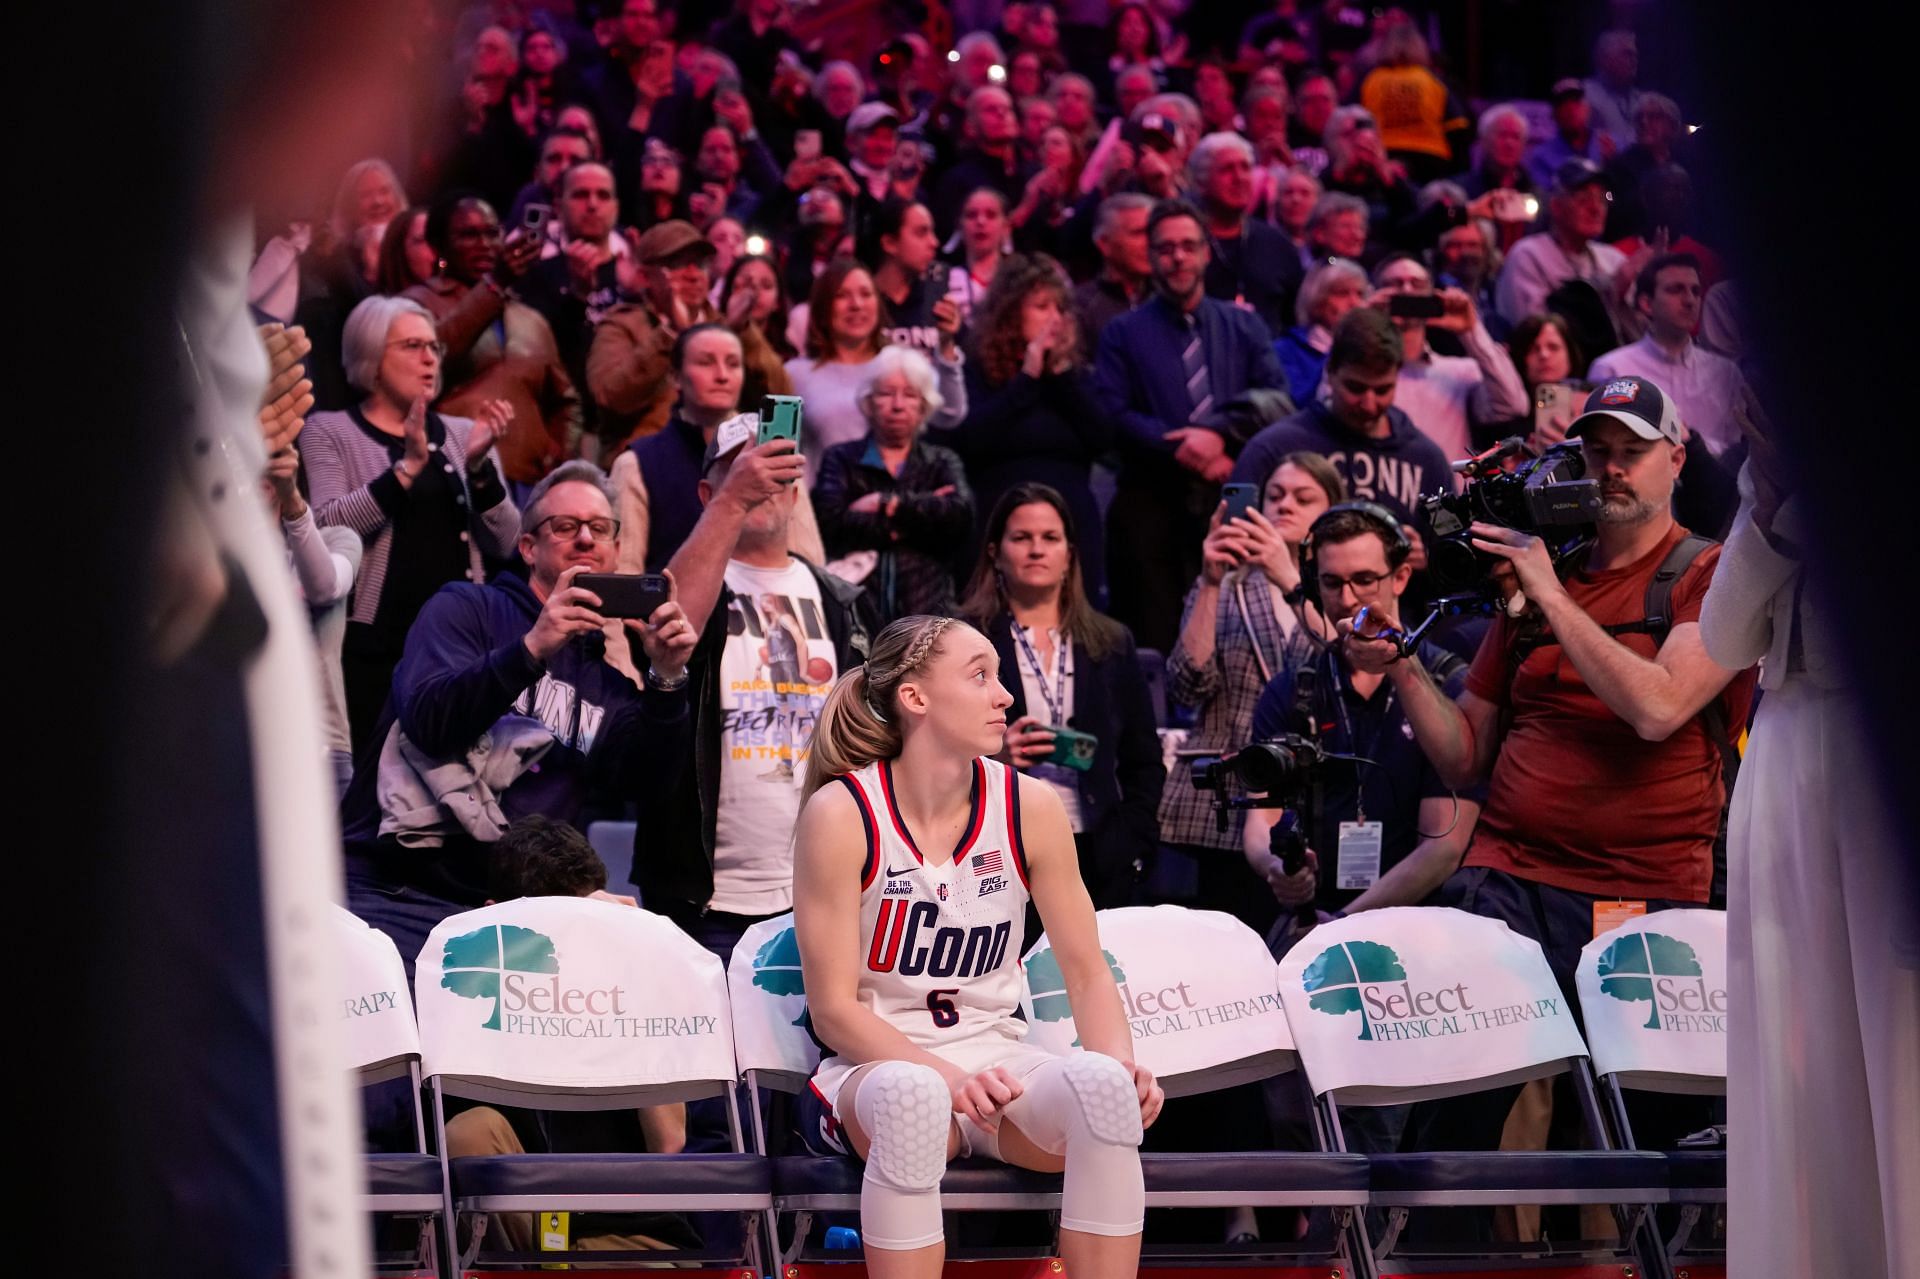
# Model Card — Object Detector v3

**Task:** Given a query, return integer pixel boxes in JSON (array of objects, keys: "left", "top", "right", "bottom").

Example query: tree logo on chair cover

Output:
[
  {"left": 1302, "top": 941, "right": 1408, "bottom": 1041},
  {"left": 1596, "top": 932, "right": 1725, "bottom": 1032},
  {"left": 751, "top": 926, "right": 811, "bottom": 1025},
  {"left": 1024, "top": 946, "right": 1125, "bottom": 1046},
  {"left": 442, "top": 925, "right": 561, "bottom": 1031}
]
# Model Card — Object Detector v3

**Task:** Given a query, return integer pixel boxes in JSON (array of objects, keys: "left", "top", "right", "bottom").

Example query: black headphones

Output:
[{"left": 1296, "top": 500, "right": 1412, "bottom": 595}]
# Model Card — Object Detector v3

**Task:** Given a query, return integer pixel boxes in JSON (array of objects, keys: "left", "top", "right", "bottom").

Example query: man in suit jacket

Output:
[{"left": 1093, "top": 199, "right": 1287, "bottom": 650}]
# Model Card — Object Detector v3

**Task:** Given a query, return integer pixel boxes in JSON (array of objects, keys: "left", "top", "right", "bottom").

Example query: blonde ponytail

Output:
[{"left": 799, "top": 614, "right": 969, "bottom": 804}]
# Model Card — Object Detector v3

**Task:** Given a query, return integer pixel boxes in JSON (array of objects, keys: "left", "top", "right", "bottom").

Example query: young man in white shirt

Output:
[
  {"left": 1371, "top": 252, "right": 1529, "bottom": 462},
  {"left": 1589, "top": 253, "right": 1748, "bottom": 459}
]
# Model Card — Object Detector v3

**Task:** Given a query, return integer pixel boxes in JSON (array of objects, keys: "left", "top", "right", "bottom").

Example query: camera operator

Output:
[
  {"left": 1241, "top": 504, "right": 1482, "bottom": 931},
  {"left": 1343, "top": 375, "right": 1755, "bottom": 999}
]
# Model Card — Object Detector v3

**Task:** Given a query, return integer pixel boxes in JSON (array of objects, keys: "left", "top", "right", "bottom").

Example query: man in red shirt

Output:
[{"left": 1346, "top": 375, "right": 1754, "bottom": 989}]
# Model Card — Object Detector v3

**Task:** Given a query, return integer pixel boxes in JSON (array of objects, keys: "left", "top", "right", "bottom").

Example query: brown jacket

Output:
[
  {"left": 587, "top": 300, "right": 795, "bottom": 453},
  {"left": 405, "top": 277, "right": 584, "bottom": 484}
]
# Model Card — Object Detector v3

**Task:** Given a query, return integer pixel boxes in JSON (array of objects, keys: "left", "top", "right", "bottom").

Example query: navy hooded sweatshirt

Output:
[
  {"left": 340, "top": 571, "right": 687, "bottom": 902},
  {"left": 1228, "top": 399, "right": 1456, "bottom": 537}
]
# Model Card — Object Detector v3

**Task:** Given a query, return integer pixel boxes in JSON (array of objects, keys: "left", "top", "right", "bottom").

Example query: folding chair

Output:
[
  {"left": 1577, "top": 908, "right": 1729, "bottom": 1268},
  {"left": 330, "top": 906, "right": 446, "bottom": 1278},
  {"left": 1277, "top": 907, "right": 1673, "bottom": 1279},
  {"left": 1024, "top": 905, "right": 1374, "bottom": 1276},
  {"left": 415, "top": 896, "right": 770, "bottom": 1273}
]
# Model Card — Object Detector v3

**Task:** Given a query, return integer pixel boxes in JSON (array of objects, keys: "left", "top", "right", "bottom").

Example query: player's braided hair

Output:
[{"left": 801, "top": 615, "right": 968, "bottom": 803}]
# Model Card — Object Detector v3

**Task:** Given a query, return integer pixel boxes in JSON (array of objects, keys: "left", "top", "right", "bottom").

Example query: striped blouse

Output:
[{"left": 302, "top": 408, "right": 521, "bottom": 627}]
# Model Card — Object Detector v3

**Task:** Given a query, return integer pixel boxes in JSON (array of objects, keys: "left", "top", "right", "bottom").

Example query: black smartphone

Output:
[
  {"left": 1388, "top": 293, "right": 1447, "bottom": 320},
  {"left": 1221, "top": 482, "right": 1258, "bottom": 524},
  {"left": 522, "top": 202, "right": 552, "bottom": 236},
  {"left": 573, "top": 573, "right": 671, "bottom": 621}
]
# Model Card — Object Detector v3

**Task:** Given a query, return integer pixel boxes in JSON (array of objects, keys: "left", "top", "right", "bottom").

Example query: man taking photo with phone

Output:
[
  {"left": 1370, "top": 252, "right": 1528, "bottom": 462},
  {"left": 340, "top": 460, "right": 697, "bottom": 974},
  {"left": 639, "top": 421, "right": 874, "bottom": 961}
]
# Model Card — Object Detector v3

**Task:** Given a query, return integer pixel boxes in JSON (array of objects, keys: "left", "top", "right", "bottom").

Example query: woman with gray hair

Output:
[
  {"left": 1273, "top": 257, "right": 1369, "bottom": 403},
  {"left": 303, "top": 294, "right": 521, "bottom": 753},
  {"left": 812, "top": 345, "right": 974, "bottom": 623}
]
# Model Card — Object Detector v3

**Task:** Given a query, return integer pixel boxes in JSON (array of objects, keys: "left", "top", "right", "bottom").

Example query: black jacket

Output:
[
  {"left": 630, "top": 556, "right": 874, "bottom": 914},
  {"left": 814, "top": 435, "right": 975, "bottom": 624},
  {"left": 981, "top": 611, "right": 1165, "bottom": 908}
]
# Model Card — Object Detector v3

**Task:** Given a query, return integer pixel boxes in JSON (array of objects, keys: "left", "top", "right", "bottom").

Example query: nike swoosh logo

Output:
[{"left": 885, "top": 865, "right": 916, "bottom": 878}]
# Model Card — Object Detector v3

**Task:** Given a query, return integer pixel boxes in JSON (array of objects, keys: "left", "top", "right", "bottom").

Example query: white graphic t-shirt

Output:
[{"left": 711, "top": 558, "right": 839, "bottom": 914}]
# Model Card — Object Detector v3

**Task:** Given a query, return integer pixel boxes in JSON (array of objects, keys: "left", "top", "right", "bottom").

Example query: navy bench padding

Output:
[
  {"left": 1141, "top": 1151, "right": 1370, "bottom": 1195},
  {"left": 451, "top": 1152, "right": 772, "bottom": 1197},
  {"left": 366, "top": 1153, "right": 445, "bottom": 1198},
  {"left": 1663, "top": 1150, "right": 1726, "bottom": 1193},
  {"left": 774, "top": 1156, "right": 1060, "bottom": 1197},
  {"left": 1368, "top": 1150, "right": 1669, "bottom": 1194},
  {"left": 774, "top": 1151, "right": 1370, "bottom": 1198}
]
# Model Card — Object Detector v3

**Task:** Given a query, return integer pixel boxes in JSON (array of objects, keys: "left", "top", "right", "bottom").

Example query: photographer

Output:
[
  {"left": 1344, "top": 375, "right": 1754, "bottom": 1002},
  {"left": 1241, "top": 503, "right": 1483, "bottom": 934}
]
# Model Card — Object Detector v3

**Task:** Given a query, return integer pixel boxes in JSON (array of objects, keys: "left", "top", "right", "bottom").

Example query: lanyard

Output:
[
  {"left": 1325, "top": 649, "right": 1393, "bottom": 824},
  {"left": 1013, "top": 623, "right": 1071, "bottom": 725}
]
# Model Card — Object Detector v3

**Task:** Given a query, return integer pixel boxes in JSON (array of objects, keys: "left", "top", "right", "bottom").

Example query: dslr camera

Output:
[
  {"left": 1191, "top": 732, "right": 1328, "bottom": 835},
  {"left": 1423, "top": 438, "right": 1601, "bottom": 594}
]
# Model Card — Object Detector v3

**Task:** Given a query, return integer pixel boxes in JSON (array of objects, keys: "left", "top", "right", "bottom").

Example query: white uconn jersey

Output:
[{"left": 835, "top": 756, "right": 1033, "bottom": 1050}]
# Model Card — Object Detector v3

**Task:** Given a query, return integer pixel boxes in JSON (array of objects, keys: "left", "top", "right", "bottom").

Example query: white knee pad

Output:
[
  {"left": 850, "top": 1061, "right": 952, "bottom": 1250},
  {"left": 1002, "top": 1053, "right": 1144, "bottom": 1237}
]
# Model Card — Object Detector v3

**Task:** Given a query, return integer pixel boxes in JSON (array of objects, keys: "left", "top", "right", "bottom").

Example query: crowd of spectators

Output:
[{"left": 246, "top": 0, "right": 1779, "bottom": 1255}]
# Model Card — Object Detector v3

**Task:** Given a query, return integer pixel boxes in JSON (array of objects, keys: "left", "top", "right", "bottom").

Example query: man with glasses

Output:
[
  {"left": 1370, "top": 251, "right": 1527, "bottom": 462},
  {"left": 1242, "top": 503, "right": 1481, "bottom": 935},
  {"left": 1093, "top": 197, "right": 1286, "bottom": 649},
  {"left": 339, "top": 459, "right": 697, "bottom": 974}
]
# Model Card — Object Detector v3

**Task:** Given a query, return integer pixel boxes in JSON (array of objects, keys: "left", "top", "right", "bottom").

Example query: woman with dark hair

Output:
[
  {"left": 1478, "top": 311, "right": 1586, "bottom": 454},
  {"left": 1104, "top": 2, "right": 1166, "bottom": 103},
  {"left": 720, "top": 253, "right": 798, "bottom": 406},
  {"left": 633, "top": 138, "right": 694, "bottom": 232},
  {"left": 959, "top": 485, "right": 1165, "bottom": 911},
  {"left": 944, "top": 253, "right": 1108, "bottom": 603},
  {"left": 508, "top": 26, "right": 588, "bottom": 138},
  {"left": 376, "top": 206, "right": 437, "bottom": 296},
  {"left": 945, "top": 188, "right": 1013, "bottom": 324},
  {"left": 404, "top": 195, "right": 579, "bottom": 488},
  {"left": 861, "top": 197, "right": 963, "bottom": 360},
  {"left": 1158, "top": 451, "right": 1345, "bottom": 932},
  {"left": 785, "top": 257, "right": 965, "bottom": 470}
]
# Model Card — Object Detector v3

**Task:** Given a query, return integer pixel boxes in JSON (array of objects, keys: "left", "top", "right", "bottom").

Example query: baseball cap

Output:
[
  {"left": 634, "top": 219, "right": 716, "bottom": 265},
  {"left": 847, "top": 101, "right": 901, "bottom": 136},
  {"left": 700, "top": 411, "right": 760, "bottom": 473},
  {"left": 1569, "top": 376, "right": 1684, "bottom": 446},
  {"left": 1551, "top": 156, "right": 1612, "bottom": 194},
  {"left": 1550, "top": 77, "right": 1585, "bottom": 102},
  {"left": 1124, "top": 111, "right": 1182, "bottom": 152}
]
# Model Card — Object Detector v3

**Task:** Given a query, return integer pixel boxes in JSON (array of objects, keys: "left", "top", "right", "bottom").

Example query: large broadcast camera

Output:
[
  {"left": 1355, "top": 438, "right": 1602, "bottom": 657},
  {"left": 1424, "top": 437, "right": 1601, "bottom": 593}
]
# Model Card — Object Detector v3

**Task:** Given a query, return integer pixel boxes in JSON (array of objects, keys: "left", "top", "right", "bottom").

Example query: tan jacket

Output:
[
  {"left": 587, "top": 301, "right": 796, "bottom": 452},
  {"left": 405, "top": 277, "right": 583, "bottom": 484}
]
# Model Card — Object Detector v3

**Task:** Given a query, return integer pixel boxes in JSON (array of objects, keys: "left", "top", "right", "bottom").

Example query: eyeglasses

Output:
[
  {"left": 388, "top": 338, "right": 447, "bottom": 359},
  {"left": 535, "top": 515, "right": 621, "bottom": 541},
  {"left": 1319, "top": 570, "right": 1389, "bottom": 595}
]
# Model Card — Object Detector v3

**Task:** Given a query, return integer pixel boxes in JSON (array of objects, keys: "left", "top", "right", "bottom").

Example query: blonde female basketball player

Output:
[{"left": 792, "top": 613, "right": 1163, "bottom": 1279}]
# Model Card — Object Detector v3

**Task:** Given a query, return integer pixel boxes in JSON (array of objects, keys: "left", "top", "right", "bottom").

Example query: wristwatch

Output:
[{"left": 645, "top": 665, "right": 689, "bottom": 692}]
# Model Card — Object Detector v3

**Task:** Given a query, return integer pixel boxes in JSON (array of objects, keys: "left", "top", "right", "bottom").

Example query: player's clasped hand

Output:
[
  {"left": 951, "top": 1065, "right": 1025, "bottom": 1131},
  {"left": 1128, "top": 1060, "right": 1165, "bottom": 1129}
]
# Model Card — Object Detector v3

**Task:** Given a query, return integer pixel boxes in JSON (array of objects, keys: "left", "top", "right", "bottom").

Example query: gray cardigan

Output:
[{"left": 303, "top": 408, "right": 521, "bottom": 626}]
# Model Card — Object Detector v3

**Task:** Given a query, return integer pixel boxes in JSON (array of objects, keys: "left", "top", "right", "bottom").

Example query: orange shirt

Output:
[
  {"left": 1360, "top": 66, "right": 1460, "bottom": 161},
  {"left": 1462, "top": 524, "right": 1755, "bottom": 902}
]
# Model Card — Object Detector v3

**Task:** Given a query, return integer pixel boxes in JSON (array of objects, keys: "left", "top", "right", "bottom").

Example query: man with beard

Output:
[{"left": 1344, "top": 375, "right": 1755, "bottom": 996}]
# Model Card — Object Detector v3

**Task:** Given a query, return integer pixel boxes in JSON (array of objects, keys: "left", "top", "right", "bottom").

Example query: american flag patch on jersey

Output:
[{"left": 972, "top": 848, "right": 1004, "bottom": 876}]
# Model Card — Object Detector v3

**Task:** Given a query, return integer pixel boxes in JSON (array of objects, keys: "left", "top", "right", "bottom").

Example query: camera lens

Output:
[
  {"left": 1427, "top": 536, "right": 1487, "bottom": 589},
  {"left": 1236, "top": 743, "right": 1298, "bottom": 794}
]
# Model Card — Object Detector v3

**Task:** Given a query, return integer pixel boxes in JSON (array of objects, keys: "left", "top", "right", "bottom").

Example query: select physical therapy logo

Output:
[
  {"left": 1302, "top": 940, "right": 1559, "bottom": 1042},
  {"left": 1025, "top": 945, "right": 1282, "bottom": 1043},
  {"left": 1596, "top": 932, "right": 1725, "bottom": 1033},
  {"left": 440, "top": 923, "right": 716, "bottom": 1040},
  {"left": 751, "top": 926, "right": 811, "bottom": 1026}
]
